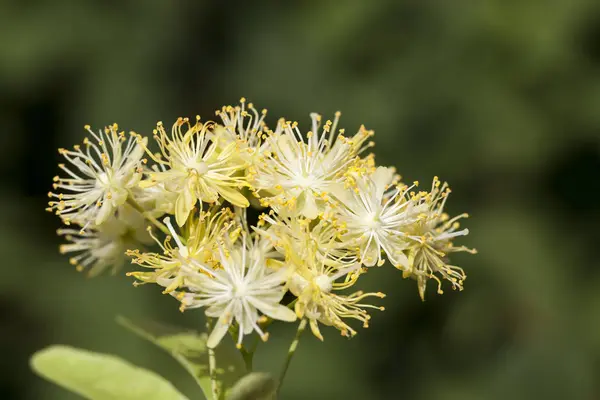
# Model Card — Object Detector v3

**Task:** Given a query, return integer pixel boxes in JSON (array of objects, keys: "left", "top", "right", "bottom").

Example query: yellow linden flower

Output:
[
  {"left": 58, "top": 204, "right": 152, "bottom": 277},
  {"left": 127, "top": 207, "right": 234, "bottom": 293},
  {"left": 288, "top": 253, "right": 385, "bottom": 340},
  {"left": 256, "top": 210, "right": 350, "bottom": 268},
  {"left": 331, "top": 166, "right": 425, "bottom": 267},
  {"left": 215, "top": 97, "right": 269, "bottom": 164},
  {"left": 137, "top": 117, "right": 249, "bottom": 226},
  {"left": 47, "top": 124, "right": 146, "bottom": 228},
  {"left": 253, "top": 112, "right": 373, "bottom": 219},
  {"left": 402, "top": 176, "right": 477, "bottom": 300},
  {"left": 178, "top": 234, "right": 296, "bottom": 349}
]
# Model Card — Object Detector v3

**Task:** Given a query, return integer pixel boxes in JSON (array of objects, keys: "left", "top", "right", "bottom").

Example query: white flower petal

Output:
[
  {"left": 249, "top": 299, "right": 297, "bottom": 322},
  {"left": 372, "top": 166, "right": 395, "bottom": 200},
  {"left": 207, "top": 306, "right": 234, "bottom": 348},
  {"left": 299, "top": 191, "right": 319, "bottom": 219},
  {"left": 95, "top": 198, "right": 114, "bottom": 226}
]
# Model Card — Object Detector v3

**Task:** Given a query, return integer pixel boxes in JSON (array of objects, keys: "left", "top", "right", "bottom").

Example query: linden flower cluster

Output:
[{"left": 48, "top": 98, "right": 475, "bottom": 349}]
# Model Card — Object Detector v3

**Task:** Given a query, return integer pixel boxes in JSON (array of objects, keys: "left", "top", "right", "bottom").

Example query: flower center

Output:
[
  {"left": 315, "top": 274, "right": 332, "bottom": 293},
  {"left": 289, "top": 273, "right": 308, "bottom": 297},
  {"left": 96, "top": 172, "right": 111, "bottom": 188},
  {"left": 189, "top": 161, "right": 209, "bottom": 175},
  {"left": 294, "top": 173, "right": 315, "bottom": 189},
  {"left": 362, "top": 212, "right": 381, "bottom": 230},
  {"left": 233, "top": 281, "right": 248, "bottom": 298}
]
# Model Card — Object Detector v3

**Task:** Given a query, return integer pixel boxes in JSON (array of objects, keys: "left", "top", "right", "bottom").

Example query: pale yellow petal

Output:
[
  {"left": 263, "top": 305, "right": 296, "bottom": 322},
  {"left": 95, "top": 199, "right": 114, "bottom": 225},
  {"left": 218, "top": 186, "right": 249, "bottom": 208},
  {"left": 372, "top": 166, "right": 394, "bottom": 199},
  {"left": 309, "top": 319, "right": 324, "bottom": 341},
  {"left": 175, "top": 187, "right": 195, "bottom": 227},
  {"left": 361, "top": 237, "right": 379, "bottom": 267},
  {"left": 207, "top": 314, "right": 232, "bottom": 348},
  {"left": 298, "top": 191, "right": 318, "bottom": 219}
]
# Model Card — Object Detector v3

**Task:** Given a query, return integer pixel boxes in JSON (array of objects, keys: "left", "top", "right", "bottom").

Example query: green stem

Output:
[
  {"left": 243, "top": 299, "right": 298, "bottom": 370},
  {"left": 208, "top": 347, "right": 219, "bottom": 400},
  {"left": 241, "top": 348, "right": 253, "bottom": 372},
  {"left": 248, "top": 334, "right": 261, "bottom": 355},
  {"left": 228, "top": 325, "right": 254, "bottom": 372},
  {"left": 126, "top": 196, "right": 172, "bottom": 237},
  {"left": 278, "top": 319, "right": 307, "bottom": 393}
]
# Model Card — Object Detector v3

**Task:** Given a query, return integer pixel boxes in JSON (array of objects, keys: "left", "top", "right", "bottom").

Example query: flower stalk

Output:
[
  {"left": 208, "top": 347, "right": 219, "bottom": 400},
  {"left": 278, "top": 318, "right": 307, "bottom": 393},
  {"left": 125, "top": 195, "right": 172, "bottom": 238}
]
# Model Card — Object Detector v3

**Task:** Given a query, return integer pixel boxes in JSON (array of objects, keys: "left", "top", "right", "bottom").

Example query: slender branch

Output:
[
  {"left": 208, "top": 347, "right": 219, "bottom": 400},
  {"left": 278, "top": 319, "right": 307, "bottom": 393}
]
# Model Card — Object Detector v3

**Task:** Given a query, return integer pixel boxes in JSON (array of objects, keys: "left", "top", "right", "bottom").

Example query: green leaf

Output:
[
  {"left": 116, "top": 316, "right": 245, "bottom": 400},
  {"left": 228, "top": 373, "right": 277, "bottom": 400},
  {"left": 30, "top": 345, "right": 188, "bottom": 400}
]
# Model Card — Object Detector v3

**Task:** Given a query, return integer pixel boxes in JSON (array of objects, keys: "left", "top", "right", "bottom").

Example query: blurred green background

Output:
[{"left": 1, "top": 1, "right": 599, "bottom": 399}]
